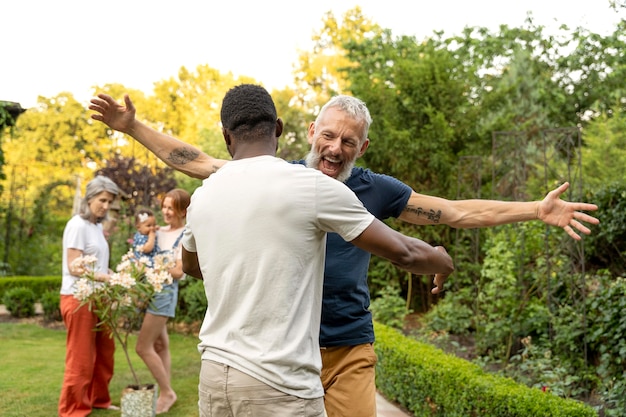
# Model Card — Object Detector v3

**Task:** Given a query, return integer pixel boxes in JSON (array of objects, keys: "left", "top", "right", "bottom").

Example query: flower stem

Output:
[{"left": 110, "top": 324, "right": 141, "bottom": 386}]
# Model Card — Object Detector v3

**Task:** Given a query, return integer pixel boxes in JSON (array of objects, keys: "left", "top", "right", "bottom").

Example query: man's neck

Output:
[{"left": 231, "top": 143, "right": 277, "bottom": 160}]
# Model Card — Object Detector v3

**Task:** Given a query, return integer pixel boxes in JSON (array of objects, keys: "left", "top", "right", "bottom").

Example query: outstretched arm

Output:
[
  {"left": 350, "top": 218, "right": 454, "bottom": 294},
  {"left": 398, "top": 182, "right": 599, "bottom": 241},
  {"left": 89, "top": 93, "right": 226, "bottom": 179}
]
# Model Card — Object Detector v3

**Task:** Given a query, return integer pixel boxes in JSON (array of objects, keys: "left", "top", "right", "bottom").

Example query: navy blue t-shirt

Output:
[{"left": 292, "top": 161, "right": 412, "bottom": 347}]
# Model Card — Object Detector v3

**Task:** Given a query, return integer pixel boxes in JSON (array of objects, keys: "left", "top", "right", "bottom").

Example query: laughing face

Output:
[{"left": 304, "top": 107, "right": 370, "bottom": 183}]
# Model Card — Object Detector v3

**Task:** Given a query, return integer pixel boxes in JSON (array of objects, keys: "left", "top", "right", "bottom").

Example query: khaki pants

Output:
[
  {"left": 198, "top": 360, "right": 325, "bottom": 417},
  {"left": 321, "top": 343, "right": 378, "bottom": 417}
]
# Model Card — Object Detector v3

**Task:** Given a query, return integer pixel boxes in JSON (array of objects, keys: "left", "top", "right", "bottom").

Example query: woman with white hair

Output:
[{"left": 58, "top": 175, "right": 121, "bottom": 417}]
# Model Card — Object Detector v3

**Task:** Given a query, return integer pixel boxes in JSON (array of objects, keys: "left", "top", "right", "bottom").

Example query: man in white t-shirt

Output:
[{"left": 180, "top": 84, "right": 454, "bottom": 417}]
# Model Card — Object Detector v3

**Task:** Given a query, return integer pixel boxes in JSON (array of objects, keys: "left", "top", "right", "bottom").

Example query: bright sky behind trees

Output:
[{"left": 3, "top": 0, "right": 622, "bottom": 108}]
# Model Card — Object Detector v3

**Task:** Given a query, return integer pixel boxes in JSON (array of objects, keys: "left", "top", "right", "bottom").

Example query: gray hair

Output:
[
  {"left": 315, "top": 95, "right": 373, "bottom": 142},
  {"left": 78, "top": 175, "right": 120, "bottom": 222}
]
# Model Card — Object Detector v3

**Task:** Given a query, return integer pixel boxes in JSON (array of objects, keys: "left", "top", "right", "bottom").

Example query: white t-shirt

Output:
[
  {"left": 156, "top": 226, "right": 184, "bottom": 259},
  {"left": 60, "top": 215, "right": 110, "bottom": 295},
  {"left": 183, "top": 155, "right": 374, "bottom": 399}
]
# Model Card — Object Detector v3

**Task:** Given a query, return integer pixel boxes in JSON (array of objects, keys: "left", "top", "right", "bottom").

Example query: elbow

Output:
[
  {"left": 182, "top": 263, "right": 203, "bottom": 280},
  {"left": 181, "top": 264, "right": 193, "bottom": 276}
]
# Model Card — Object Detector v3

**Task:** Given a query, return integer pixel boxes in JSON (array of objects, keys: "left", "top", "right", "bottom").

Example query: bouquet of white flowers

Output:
[{"left": 72, "top": 249, "right": 175, "bottom": 386}]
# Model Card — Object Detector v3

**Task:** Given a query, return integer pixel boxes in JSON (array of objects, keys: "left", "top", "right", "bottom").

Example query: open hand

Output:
[
  {"left": 538, "top": 182, "right": 599, "bottom": 241},
  {"left": 89, "top": 94, "right": 136, "bottom": 134}
]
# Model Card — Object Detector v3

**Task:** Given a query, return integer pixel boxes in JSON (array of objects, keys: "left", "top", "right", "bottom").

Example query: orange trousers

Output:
[
  {"left": 58, "top": 295, "right": 115, "bottom": 417},
  {"left": 320, "top": 343, "right": 378, "bottom": 417}
]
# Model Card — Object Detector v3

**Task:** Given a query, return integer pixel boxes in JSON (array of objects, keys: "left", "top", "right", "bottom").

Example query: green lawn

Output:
[{"left": 0, "top": 321, "right": 201, "bottom": 417}]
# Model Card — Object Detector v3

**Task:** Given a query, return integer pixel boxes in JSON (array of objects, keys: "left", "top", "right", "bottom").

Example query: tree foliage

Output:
[
  {"left": 0, "top": 6, "right": 625, "bottom": 411},
  {"left": 0, "top": 93, "right": 111, "bottom": 217},
  {"left": 95, "top": 154, "right": 177, "bottom": 215},
  {"left": 292, "top": 6, "right": 383, "bottom": 110}
]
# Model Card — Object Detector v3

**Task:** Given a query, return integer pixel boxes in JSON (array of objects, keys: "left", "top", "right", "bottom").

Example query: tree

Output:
[
  {"left": 0, "top": 101, "right": 26, "bottom": 186},
  {"left": 0, "top": 93, "right": 114, "bottom": 217},
  {"left": 581, "top": 109, "right": 626, "bottom": 189},
  {"left": 345, "top": 32, "right": 472, "bottom": 197},
  {"left": 96, "top": 154, "right": 177, "bottom": 215},
  {"left": 555, "top": 19, "right": 626, "bottom": 122},
  {"left": 291, "top": 6, "right": 383, "bottom": 111}
]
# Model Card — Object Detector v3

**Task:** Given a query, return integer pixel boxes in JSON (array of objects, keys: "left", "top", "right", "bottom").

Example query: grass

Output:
[{"left": 0, "top": 320, "right": 201, "bottom": 417}]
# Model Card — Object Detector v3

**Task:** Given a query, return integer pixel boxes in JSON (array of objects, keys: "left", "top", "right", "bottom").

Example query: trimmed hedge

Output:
[
  {"left": 373, "top": 323, "right": 598, "bottom": 417},
  {"left": 2, "top": 286, "right": 37, "bottom": 318},
  {"left": 0, "top": 276, "right": 61, "bottom": 301}
]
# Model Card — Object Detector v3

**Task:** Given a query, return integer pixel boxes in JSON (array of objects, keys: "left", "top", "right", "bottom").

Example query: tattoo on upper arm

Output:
[
  {"left": 167, "top": 147, "right": 200, "bottom": 166},
  {"left": 404, "top": 205, "right": 442, "bottom": 223}
]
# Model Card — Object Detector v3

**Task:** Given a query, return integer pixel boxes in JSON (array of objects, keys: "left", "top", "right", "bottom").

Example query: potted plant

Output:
[{"left": 72, "top": 250, "right": 176, "bottom": 417}]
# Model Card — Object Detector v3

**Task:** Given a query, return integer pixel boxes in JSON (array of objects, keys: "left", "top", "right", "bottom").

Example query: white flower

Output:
[
  {"left": 153, "top": 253, "right": 176, "bottom": 271},
  {"left": 145, "top": 269, "right": 173, "bottom": 293},
  {"left": 71, "top": 255, "right": 98, "bottom": 269},
  {"left": 73, "top": 278, "right": 95, "bottom": 301},
  {"left": 70, "top": 249, "right": 167, "bottom": 387},
  {"left": 116, "top": 262, "right": 129, "bottom": 274},
  {"left": 137, "top": 255, "right": 152, "bottom": 267},
  {"left": 109, "top": 272, "right": 137, "bottom": 289},
  {"left": 119, "top": 294, "right": 133, "bottom": 307}
]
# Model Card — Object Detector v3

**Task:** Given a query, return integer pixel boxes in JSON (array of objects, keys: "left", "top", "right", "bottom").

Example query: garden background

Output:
[{"left": 2, "top": 3, "right": 626, "bottom": 416}]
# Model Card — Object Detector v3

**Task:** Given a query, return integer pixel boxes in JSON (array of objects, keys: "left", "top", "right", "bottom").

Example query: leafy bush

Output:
[
  {"left": 40, "top": 289, "right": 61, "bottom": 322},
  {"left": 504, "top": 335, "right": 589, "bottom": 400},
  {"left": 586, "top": 273, "right": 626, "bottom": 416},
  {"left": 0, "top": 261, "right": 13, "bottom": 276},
  {"left": 422, "top": 288, "right": 474, "bottom": 335},
  {"left": 0, "top": 276, "right": 61, "bottom": 301},
  {"left": 584, "top": 182, "right": 626, "bottom": 277},
  {"left": 2, "top": 286, "right": 36, "bottom": 318},
  {"left": 374, "top": 322, "right": 597, "bottom": 417},
  {"left": 370, "top": 285, "right": 411, "bottom": 330},
  {"left": 473, "top": 222, "right": 557, "bottom": 359},
  {"left": 176, "top": 278, "right": 207, "bottom": 324}
]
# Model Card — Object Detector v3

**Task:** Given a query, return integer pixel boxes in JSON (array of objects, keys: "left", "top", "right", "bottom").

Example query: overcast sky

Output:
[{"left": 3, "top": 0, "right": 622, "bottom": 108}]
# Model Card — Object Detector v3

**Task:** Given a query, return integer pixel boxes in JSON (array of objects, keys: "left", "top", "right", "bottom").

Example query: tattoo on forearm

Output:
[
  {"left": 404, "top": 206, "right": 442, "bottom": 223},
  {"left": 167, "top": 147, "right": 200, "bottom": 166}
]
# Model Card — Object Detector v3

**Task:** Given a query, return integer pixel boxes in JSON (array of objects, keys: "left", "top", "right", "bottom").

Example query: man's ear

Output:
[
  {"left": 275, "top": 118, "right": 284, "bottom": 138},
  {"left": 306, "top": 122, "right": 316, "bottom": 145},
  {"left": 222, "top": 127, "right": 234, "bottom": 156},
  {"left": 358, "top": 138, "right": 370, "bottom": 157}
]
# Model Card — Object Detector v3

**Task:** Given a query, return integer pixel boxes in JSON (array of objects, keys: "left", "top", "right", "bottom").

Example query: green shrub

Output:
[
  {"left": 40, "top": 289, "right": 62, "bottom": 322},
  {"left": 0, "top": 261, "right": 13, "bottom": 276},
  {"left": 374, "top": 322, "right": 597, "bottom": 417},
  {"left": 176, "top": 278, "right": 207, "bottom": 323},
  {"left": 584, "top": 182, "right": 626, "bottom": 277},
  {"left": 370, "top": 285, "right": 411, "bottom": 330},
  {"left": 586, "top": 273, "right": 626, "bottom": 416},
  {"left": 2, "top": 286, "right": 37, "bottom": 318},
  {"left": 422, "top": 289, "right": 474, "bottom": 335},
  {"left": 0, "top": 276, "right": 61, "bottom": 300}
]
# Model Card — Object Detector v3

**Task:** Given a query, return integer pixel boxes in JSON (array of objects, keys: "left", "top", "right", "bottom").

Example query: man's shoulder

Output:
[{"left": 348, "top": 166, "right": 405, "bottom": 185}]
